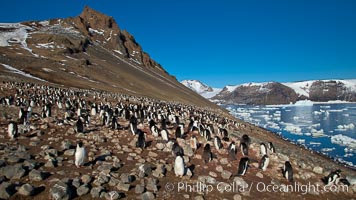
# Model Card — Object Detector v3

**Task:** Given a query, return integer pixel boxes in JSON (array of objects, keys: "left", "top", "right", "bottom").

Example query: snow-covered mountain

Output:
[
  {"left": 181, "top": 80, "right": 222, "bottom": 98},
  {"left": 211, "top": 79, "right": 356, "bottom": 104}
]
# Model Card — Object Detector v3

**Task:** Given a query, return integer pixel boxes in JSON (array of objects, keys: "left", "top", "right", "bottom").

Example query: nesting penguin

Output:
[
  {"left": 214, "top": 136, "right": 223, "bottom": 150},
  {"left": 268, "top": 142, "right": 276, "bottom": 154},
  {"left": 130, "top": 116, "right": 138, "bottom": 135},
  {"left": 8, "top": 121, "right": 18, "bottom": 139},
  {"left": 322, "top": 169, "right": 341, "bottom": 186},
  {"left": 136, "top": 130, "right": 146, "bottom": 149},
  {"left": 190, "top": 135, "right": 198, "bottom": 152},
  {"left": 75, "top": 118, "right": 84, "bottom": 133},
  {"left": 283, "top": 161, "right": 293, "bottom": 182},
  {"left": 202, "top": 144, "right": 213, "bottom": 163},
  {"left": 175, "top": 124, "right": 184, "bottom": 139},
  {"left": 228, "top": 141, "right": 237, "bottom": 161},
  {"left": 260, "top": 143, "right": 267, "bottom": 156},
  {"left": 240, "top": 142, "right": 248, "bottom": 156},
  {"left": 174, "top": 152, "right": 185, "bottom": 177},
  {"left": 259, "top": 155, "right": 269, "bottom": 171},
  {"left": 237, "top": 157, "right": 249, "bottom": 176},
  {"left": 172, "top": 142, "right": 184, "bottom": 156},
  {"left": 149, "top": 120, "right": 159, "bottom": 137},
  {"left": 75, "top": 141, "right": 86, "bottom": 168}
]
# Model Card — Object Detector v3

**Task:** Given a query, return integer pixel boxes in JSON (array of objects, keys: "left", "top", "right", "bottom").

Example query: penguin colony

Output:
[{"left": 0, "top": 81, "right": 353, "bottom": 198}]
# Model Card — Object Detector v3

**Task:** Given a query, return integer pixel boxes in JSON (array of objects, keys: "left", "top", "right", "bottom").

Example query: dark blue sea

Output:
[{"left": 223, "top": 102, "right": 356, "bottom": 167}]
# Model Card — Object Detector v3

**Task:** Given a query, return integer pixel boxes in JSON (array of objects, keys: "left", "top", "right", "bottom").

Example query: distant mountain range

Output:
[{"left": 181, "top": 79, "right": 356, "bottom": 104}]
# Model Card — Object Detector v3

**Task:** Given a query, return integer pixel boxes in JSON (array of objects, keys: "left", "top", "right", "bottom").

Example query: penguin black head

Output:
[
  {"left": 204, "top": 143, "right": 211, "bottom": 151},
  {"left": 78, "top": 141, "right": 83, "bottom": 147}
]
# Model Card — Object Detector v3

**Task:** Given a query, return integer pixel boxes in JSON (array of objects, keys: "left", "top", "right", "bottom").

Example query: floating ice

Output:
[{"left": 331, "top": 134, "right": 356, "bottom": 149}]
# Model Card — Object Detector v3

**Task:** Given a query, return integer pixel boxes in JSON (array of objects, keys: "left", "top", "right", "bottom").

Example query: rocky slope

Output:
[
  {"left": 0, "top": 6, "right": 216, "bottom": 109},
  {"left": 0, "top": 82, "right": 355, "bottom": 200}
]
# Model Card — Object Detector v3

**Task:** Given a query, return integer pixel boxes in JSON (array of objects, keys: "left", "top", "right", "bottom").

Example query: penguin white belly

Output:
[
  {"left": 174, "top": 156, "right": 185, "bottom": 176},
  {"left": 75, "top": 147, "right": 86, "bottom": 167}
]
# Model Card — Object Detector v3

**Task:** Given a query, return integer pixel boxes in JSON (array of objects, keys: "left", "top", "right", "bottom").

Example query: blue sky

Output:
[{"left": 1, "top": 0, "right": 355, "bottom": 88}]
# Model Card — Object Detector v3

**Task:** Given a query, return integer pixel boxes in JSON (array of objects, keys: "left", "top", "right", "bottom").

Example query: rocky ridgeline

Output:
[{"left": 0, "top": 81, "right": 355, "bottom": 200}]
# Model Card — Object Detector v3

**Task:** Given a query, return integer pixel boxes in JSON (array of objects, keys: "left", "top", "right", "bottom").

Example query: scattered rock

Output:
[
  {"left": 221, "top": 170, "right": 232, "bottom": 180},
  {"left": 233, "top": 177, "right": 248, "bottom": 189},
  {"left": 220, "top": 158, "right": 228, "bottom": 165},
  {"left": 45, "top": 160, "right": 57, "bottom": 168},
  {"left": 0, "top": 182, "right": 15, "bottom": 199},
  {"left": 209, "top": 171, "right": 217, "bottom": 178},
  {"left": 183, "top": 144, "right": 194, "bottom": 157},
  {"left": 256, "top": 172, "right": 263, "bottom": 179},
  {"left": 194, "top": 196, "right": 205, "bottom": 200},
  {"left": 153, "top": 164, "right": 166, "bottom": 178},
  {"left": 18, "top": 183, "right": 35, "bottom": 196},
  {"left": 90, "top": 186, "right": 104, "bottom": 198},
  {"left": 148, "top": 151, "right": 158, "bottom": 158},
  {"left": 140, "top": 191, "right": 155, "bottom": 200},
  {"left": 81, "top": 174, "right": 92, "bottom": 184},
  {"left": 155, "top": 143, "right": 165, "bottom": 150},
  {"left": 135, "top": 184, "right": 145, "bottom": 194},
  {"left": 0, "top": 164, "right": 26, "bottom": 180},
  {"left": 116, "top": 182, "right": 130, "bottom": 192},
  {"left": 313, "top": 166, "right": 323, "bottom": 174},
  {"left": 233, "top": 194, "right": 242, "bottom": 200},
  {"left": 120, "top": 173, "right": 135, "bottom": 184},
  {"left": 105, "top": 191, "right": 122, "bottom": 200},
  {"left": 49, "top": 181, "right": 72, "bottom": 200},
  {"left": 64, "top": 149, "right": 75, "bottom": 156},
  {"left": 77, "top": 184, "right": 90, "bottom": 196},
  {"left": 29, "top": 169, "right": 45, "bottom": 181},
  {"left": 198, "top": 176, "right": 216, "bottom": 184},
  {"left": 216, "top": 165, "right": 224, "bottom": 173}
]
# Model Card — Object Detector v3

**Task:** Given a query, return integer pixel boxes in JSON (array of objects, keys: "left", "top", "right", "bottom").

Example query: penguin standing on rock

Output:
[
  {"left": 240, "top": 142, "right": 248, "bottom": 156},
  {"left": 260, "top": 143, "right": 267, "bottom": 156},
  {"left": 214, "top": 136, "right": 223, "bottom": 150},
  {"left": 75, "top": 118, "right": 84, "bottom": 133},
  {"left": 8, "top": 121, "right": 18, "bottom": 139},
  {"left": 268, "top": 142, "right": 276, "bottom": 154},
  {"left": 228, "top": 141, "right": 237, "bottom": 161},
  {"left": 237, "top": 157, "right": 249, "bottom": 176},
  {"left": 136, "top": 130, "right": 146, "bottom": 149},
  {"left": 202, "top": 144, "right": 213, "bottom": 163},
  {"left": 190, "top": 135, "right": 198, "bottom": 152},
  {"left": 75, "top": 141, "right": 86, "bottom": 168},
  {"left": 174, "top": 152, "right": 185, "bottom": 177},
  {"left": 172, "top": 142, "right": 184, "bottom": 156},
  {"left": 259, "top": 155, "right": 269, "bottom": 171},
  {"left": 130, "top": 116, "right": 138, "bottom": 135},
  {"left": 283, "top": 161, "right": 293, "bottom": 182},
  {"left": 322, "top": 169, "right": 341, "bottom": 186}
]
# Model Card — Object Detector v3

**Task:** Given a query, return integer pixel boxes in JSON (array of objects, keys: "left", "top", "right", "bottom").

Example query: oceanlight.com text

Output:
[{"left": 165, "top": 181, "right": 349, "bottom": 194}]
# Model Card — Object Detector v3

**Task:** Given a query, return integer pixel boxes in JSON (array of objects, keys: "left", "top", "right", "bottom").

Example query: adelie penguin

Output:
[
  {"left": 228, "top": 141, "right": 237, "bottom": 161},
  {"left": 268, "top": 142, "right": 276, "bottom": 154},
  {"left": 8, "top": 121, "right": 18, "bottom": 139},
  {"left": 136, "top": 130, "right": 146, "bottom": 149},
  {"left": 75, "top": 141, "right": 86, "bottom": 168},
  {"left": 175, "top": 124, "right": 184, "bottom": 139},
  {"left": 259, "top": 155, "right": 269, "bottom": 171},
  {"left": 237, "top": 157, "right": 249, "bottom": 176},
  {"left": 174, "top": 152, "right": 185, "bottom": 177},
  {"left": 260, "top": 143, "right": 267, "bottom": 156},
  {"left": 240, "top": 142, "right": 248, "bottom": 156},
  {"left": 130, "top": 116, "right": 138, "bottom": 135},
  {"left": 172, "top": 142, "right": 184, "bottom": 156},
  {"left": 190, "top": 135, "right": 198, "bottom": 152},
  {"left": 75, "top": 118, "right": 84, "bottom": 133},
  {"left": 202, "top": 144, "right": 213, "bottom": 163},
  {"left": 283, "top": 161, "right": 293, "bottom": 182},
  {"left": 240, "top": 134, "right": 251, "bottom": 147},
  {"left": 214, "top": 136, "right": 223, "bottom": 150},
  {"left": 322, "top": 169, "right": 341, "bottom": 186},
  {"left": 149, "top": 120, "right": 159, "bottom": 137}
]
